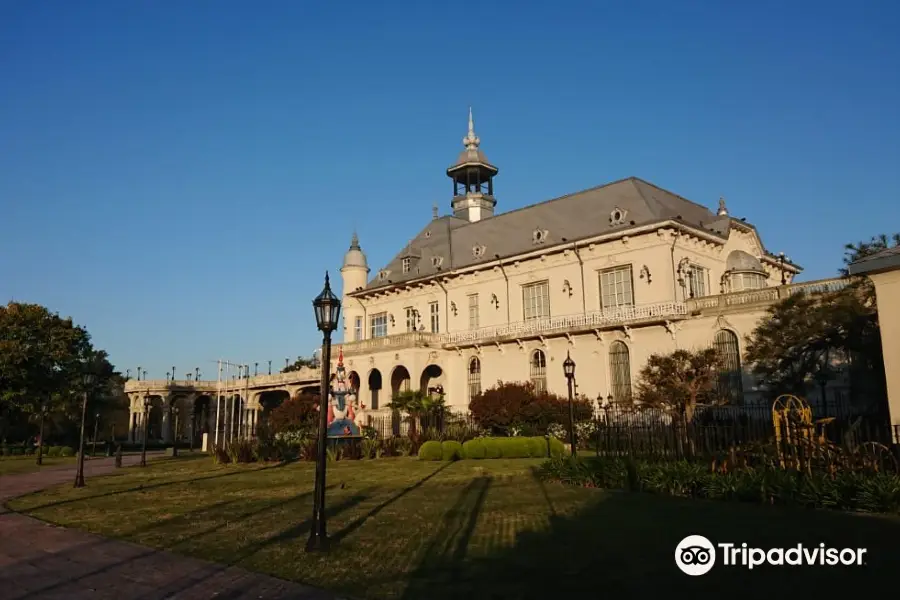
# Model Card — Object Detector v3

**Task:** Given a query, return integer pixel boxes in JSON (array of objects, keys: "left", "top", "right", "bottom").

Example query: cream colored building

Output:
[
  {"left": 849, "top": 246, "right": 900, "bottom": 431},
  {"left": 334, "top": 110, "right": 846, "bottom": 415}
]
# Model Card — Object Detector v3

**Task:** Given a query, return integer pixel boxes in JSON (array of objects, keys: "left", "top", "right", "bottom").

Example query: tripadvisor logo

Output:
[{"left": 675, "top": 535, "right": 867, "bottom": 576}]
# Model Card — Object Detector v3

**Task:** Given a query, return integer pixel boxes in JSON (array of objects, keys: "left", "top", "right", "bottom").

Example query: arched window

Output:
[
  {"left": 530, "top": 350, "right": 547, "bottom": 393},
  {"left": 468, "top": 357, "right": 482, "bottom": 401},
  {"left": 608, "top": 341, "right": 632, "bottom": 402},
  {"left": 714, "top": 329, "right": 744, "bottom": 404}
]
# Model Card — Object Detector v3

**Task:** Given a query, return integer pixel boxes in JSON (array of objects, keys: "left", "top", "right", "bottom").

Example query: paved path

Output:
[{"left": 0, "top": 456, "right": 337, "bottom": 600}]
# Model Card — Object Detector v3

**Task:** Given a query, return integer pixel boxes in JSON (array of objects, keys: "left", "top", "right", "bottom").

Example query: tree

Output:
[
  {"left": 469, "top": 381, "right": 593, "bottom": 436},
  {"left": 0, "top": 302, "right": 120, "bottom": 443},
  {"left": 268, "top": 393, "right": 319, "bottom": 437},
  {"left": 744, "top": 234, "right": 894, "bottom": 407},
  {"left": 282, "top": 355, "right": 318, "bottom": 373},
  {"left": 634, "top": 348, "right": 724, "bottom": 422},
  {"left": 388, "top": 389, "right": 445, "bottom": 435}
]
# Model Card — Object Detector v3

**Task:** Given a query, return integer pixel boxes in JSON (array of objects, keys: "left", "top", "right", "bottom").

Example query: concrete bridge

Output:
[{"left": 123, "top": 367, "right": 321, "bottom": 446}]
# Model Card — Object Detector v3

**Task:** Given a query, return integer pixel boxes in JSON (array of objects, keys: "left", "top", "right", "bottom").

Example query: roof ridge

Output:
[{"left": 630, "top": 177, "right": 718, "bottom": 216}]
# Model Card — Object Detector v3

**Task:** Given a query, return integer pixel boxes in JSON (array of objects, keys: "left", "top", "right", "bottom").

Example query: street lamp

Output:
[
  {"left": 36, "top": 400, "right": 49, "bottom": 466},
  {"left": 137, "top": 366, "right": 142, "bottom": 381},
  {"left": 195, "top": 367, "right": 200, "bottom": 381},
  {"left": 307, "top": 271, "right": 341, "bottom": 553},
  {"left": 562, "top": 352, "right": 577, "bottom": 458},
  {"left": 255, "top": 362, "right": 259, "bottom": 377},
  {"left": 142, "top": 370, "right": 147, "bottom": 381},
  {"left": 141, "top": 394, "right": 151, "bottom": 467},
  {"left": 172, "top": 406, "right": 180, "bottom": 457},
  {"left": 75, "top": 372, "right": 96, "bottom": 488},
  {"left": 91, "top": 412, "right": 100, "bottom": 457},
  {"left": 268, "top": 360, "right": 272, "bottom": 375},
  {"left": 778, "top": 252, "right": 788, "bottom": 285}
]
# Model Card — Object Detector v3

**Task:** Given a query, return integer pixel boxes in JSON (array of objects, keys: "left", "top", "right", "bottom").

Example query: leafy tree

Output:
[
  {"left": 469, "top": 381, "right": 593, "bottom": 436},
  {"left": 268, "top": 393, "right": 319, "bottom": 437},
  {"left": 744, "top": 234, "right": 894, "bottom": 408},
  {"left": 0, "top": 302, "right": 120, "bottom": 442},
  {"left": 634, "top": 348, "right": 724, "bottom": 422},
  {"left": 282, "top": 355, "right": 318, "bottom": 373},
  {"left": 840, "top": 233, "right": 900, "bottom": 277}
]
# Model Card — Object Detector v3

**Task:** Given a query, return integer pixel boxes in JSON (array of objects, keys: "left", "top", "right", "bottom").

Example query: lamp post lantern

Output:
[
  {"left": 91, "top": 412, "right": 100, "bottom": 457},
  {"left": 562, "top": 352, "right": 577, "bottom": 458},
  {"left": 140, "top": 394, "right": 151, "bottom": 467},
  {"left": 75, "top": 372, "right": 96, "bottom": 488},
  {"left": 195, "top": 367, "right": 200, "bottom": 381},
  {"left": 306, "top": 272, "right": 341, "bottom": 553},
  {"left": 778, "top": 252, "right": 788, "bottom": 285},
  {"left": 36, "top": 400, "right": 49, "bottom": 466},
  {"left": 268, "top": 360, "right": 272, "bottom": 375}
]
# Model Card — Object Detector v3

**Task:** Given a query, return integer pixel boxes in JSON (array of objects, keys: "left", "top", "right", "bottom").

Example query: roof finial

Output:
[
  {"left": 463, "top": 106, "right": 480, "bottom": 151},
  {"left": 432, "top": 203, "right": 439, "bottom": 220},
  {"left": 350, "top": 230, "right": 360, "bottom": 250},
  {"left": 717, "top": 196, "right": 728, "bottom": 217}
]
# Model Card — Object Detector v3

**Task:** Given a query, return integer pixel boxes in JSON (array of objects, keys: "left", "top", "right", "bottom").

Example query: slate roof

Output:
[
  {"left": 363, "top": 176, "right": 746, "bottom": 291},
  {"left": 848, "top": 245, "right": 900, "bottom": 275}
]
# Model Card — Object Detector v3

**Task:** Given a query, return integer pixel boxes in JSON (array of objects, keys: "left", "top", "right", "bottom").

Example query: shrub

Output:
[
  {"left": 59, "top": 446, "right": 75, "bottom": 457},
  {"left": 547, "top": 436, "right": 566, "bottom": 458},
  {"left": 361, "top": 438, "right": 379, "bottom": 459},
  {"left": 498, "top": 437, "right": 531, "bottom": 459},
  {"left": 538, "top": 456, "right": 900, "bottom": 514},
  {"left": 299, "top": 438, "right": 318, "bottom": 461},
  {"left": 212, "top": 443, "right": 231, "bottom": 464},
  {"left": 463, "top": 438, "right": 486, "bottom": 459},
  {"left": 268, "top": 393, "right": 319, "bottom": 438},
  {"left": 525, "top": 437, "right": 547, "bottom": 458},
  {"left": 482, "top": 438, "right": 502, "bottom": 459},
  {"left": 470, "top": 381, "right": 594, "bottom": 436},
  {"left": 441, "top": 440, "right": 465, "bottom": 461},
  {"left": 419, "top": 441, "right": 443, "bottom": 461},
  {"left": 47, "top": 445, "right": 61, "bottom": 457}
]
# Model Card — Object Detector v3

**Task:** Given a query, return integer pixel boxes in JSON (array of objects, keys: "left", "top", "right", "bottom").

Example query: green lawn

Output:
[
  {"left": 0, "top": 455, "right": 76, "bottom": 475},
  {"left": 8, "top": 455, "right": 900, "bottom": 599}
]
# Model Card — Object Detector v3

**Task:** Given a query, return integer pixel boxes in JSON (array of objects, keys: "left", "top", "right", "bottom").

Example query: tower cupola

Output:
[{"left": 446, "top": 107, "right": 498, "bottom": 222}]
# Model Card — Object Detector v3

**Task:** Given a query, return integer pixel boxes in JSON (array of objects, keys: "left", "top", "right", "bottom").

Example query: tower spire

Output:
[
  {"left": 463, "top": 106, "right": 480, "bottom": 152},
  {"left": 717, "top": 197, "right": 729, "bottom": 217},
  {"left": 350, "top": 230, "right": 360, "bottom": 250}
]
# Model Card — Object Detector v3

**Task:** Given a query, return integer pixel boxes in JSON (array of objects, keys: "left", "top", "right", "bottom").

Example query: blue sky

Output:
[{"left": 2, "top": 1, "right": 898, "bottom": 380}]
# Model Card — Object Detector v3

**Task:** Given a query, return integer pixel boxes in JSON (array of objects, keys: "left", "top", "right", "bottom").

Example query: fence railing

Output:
[{"left": 359, "top": 399, "right": 896, "bottom": 466}]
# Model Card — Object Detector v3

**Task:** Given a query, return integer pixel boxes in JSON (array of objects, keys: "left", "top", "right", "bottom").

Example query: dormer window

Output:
[
  {"left": 402, "top": 258, "right": 411, "bottom": 274},
  {"left": 378, "top": 270, "right": 390, "bottom": 282},
  {"left": 431, "top": 256, "right": 444, "bottom": 268},
  {"left": 472, "top": 245, "right": 486, "bottom": 259},
  {"left": 532, "top": 228, "right": 549, "bottom": 244},
  {"left": 610, "top": 207, "right": 628, "bottom": 226}
]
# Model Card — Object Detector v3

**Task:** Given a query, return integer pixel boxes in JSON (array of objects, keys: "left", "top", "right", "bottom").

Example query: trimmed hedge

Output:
[
  {"left": 418, "top": 440, "right": 443, "bottom": 461},
  {"left": 441, "top": 441, "right": 464, "bottom": 461},
  {"left": 419, "top": 436, "right": 568, "bottom": 461}
]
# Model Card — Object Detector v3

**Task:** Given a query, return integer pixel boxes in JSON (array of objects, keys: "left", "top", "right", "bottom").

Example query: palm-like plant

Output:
[{"left": 388, "top": 389, "right": 445, "bottom": 435}]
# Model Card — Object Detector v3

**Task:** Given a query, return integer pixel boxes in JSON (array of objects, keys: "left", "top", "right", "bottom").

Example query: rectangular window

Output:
[
  {"left": 468, "top": 294, "right": 479, "bottom": 329},
  {"left": 370, "top": 312, "right": 388, "bottom": 338},
  {"left": 429, "top": 301, "right": 440, "bottom": 333},
  {"left": 353, "top": 316, "right": 362, "bottom": 341},
  {"left": 522, "top": 281, "right": 550, "bottom": 321},
  {"left": 600, "top": 266, "right": 634, "bottom": 309},
  {"left": 402, "top": 257, "right": 410, "bottom": 274},
  {"left": 405, "top": 307, "right": 416, "bottom": 332},
  {"left": 688, "top": 265, "right": 708, "bottom": 298}
]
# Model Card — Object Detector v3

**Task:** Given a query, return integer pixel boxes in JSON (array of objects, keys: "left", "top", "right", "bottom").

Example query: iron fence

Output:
[{"left": 359, "top": 399, "right": 896, "bottom": 466}]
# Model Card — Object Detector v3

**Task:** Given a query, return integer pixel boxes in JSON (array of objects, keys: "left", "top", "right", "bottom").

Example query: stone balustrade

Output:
[
  {"left": 123, "top": 367, "right": 320, "bottom": 394},
  {"left": 686, "top": 277, "right": 847, "bottom": 313}
]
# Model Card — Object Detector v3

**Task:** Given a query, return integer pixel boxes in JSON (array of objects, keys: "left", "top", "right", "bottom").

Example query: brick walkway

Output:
[{"left": 0, "top": 456, "right": 338, "bottom": 600}]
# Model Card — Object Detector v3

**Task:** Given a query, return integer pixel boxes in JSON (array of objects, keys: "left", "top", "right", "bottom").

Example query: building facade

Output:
[{"left": 334, "top": 110, "right": 845, "bottom": 414}]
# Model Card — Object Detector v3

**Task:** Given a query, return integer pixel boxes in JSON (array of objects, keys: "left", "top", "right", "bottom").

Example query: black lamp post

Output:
[
  {"left": 255, "top": 362, "right": 259, "bottom": 377},
  {"left": 778, "top": 252, "right": 787, "bottom": 285},
  {"left": 562, "top": 352, "right": 577, "bottom": 458},
  {"left": 306, "top": 272, "right": 341, "bottom": 553},
  {"left": 91, "top": 412, "right": 100, "bottom": 457},
  {"left": 190, "top": 411, "right": 196, "bottom": 452},
  {"left": 137, "top": 366, "right": 142, "bottom": 381},
  {"left": 36, "top": 400, "right": 49, "bottom": 466},
  {"left": 268, "top": 360, "right": 272, "bottom": 375},
  {"left": 195, "top": 367, "right": 200, "bottom": 381},
  {"left": 75, "top": 372, "right": 96, "bottom": 488},
  {"left": 172, "top": 406, "right": 180, "bottom": 457},
  {"left": 143, "top": 370, "right": 147, "bottom": 381},
  {"left": 140, "top": 394, "right": 151, "bottom": 467}
]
